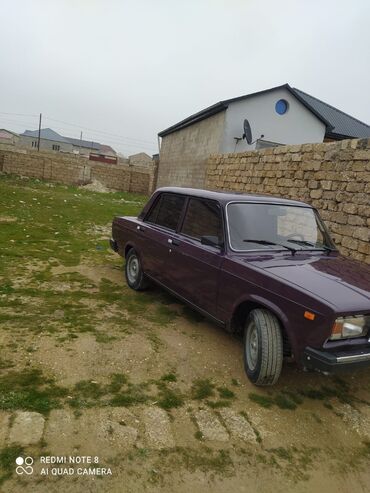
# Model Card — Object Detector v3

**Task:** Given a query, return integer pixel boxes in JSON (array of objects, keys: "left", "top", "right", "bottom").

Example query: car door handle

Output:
[
  {"left": 136, "top": 225, "right": 145, "bottom": 232},
  {"left": 168, "top": 238, "right": 180, "bottom": 246}
]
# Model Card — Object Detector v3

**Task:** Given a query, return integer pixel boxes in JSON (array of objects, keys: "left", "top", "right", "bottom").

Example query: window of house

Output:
[
  {"left": 31, "top": 141, "right": 38, "bottom": 148},
  {"left": 145, "top": 193, "right": 186, "bottom": 231},
  {"left": 52, "top": 144, "right": 60, "bottom": 151},
  {"left": 181, "top": 198, "right": 223, "bottom": 243}
]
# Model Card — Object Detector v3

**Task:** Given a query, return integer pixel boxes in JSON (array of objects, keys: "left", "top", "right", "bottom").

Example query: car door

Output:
[
  {"left": 138, "top": 192, "right": 186, "bottom": 283},
  {"left": 166, "top": 197, "right": 225, "bottom": 319}
]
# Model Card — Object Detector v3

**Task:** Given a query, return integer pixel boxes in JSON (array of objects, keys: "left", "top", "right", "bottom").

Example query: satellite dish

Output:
[{"left": 243, "top": 119, "right": 252, "bottom": 144}]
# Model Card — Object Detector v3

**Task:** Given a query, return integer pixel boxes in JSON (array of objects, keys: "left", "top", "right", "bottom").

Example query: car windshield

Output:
[{"left": 227, "top": 202, "right": 335, "bottom": 252}]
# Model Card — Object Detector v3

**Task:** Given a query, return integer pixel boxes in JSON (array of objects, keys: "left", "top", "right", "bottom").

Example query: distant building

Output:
[
  {"left": 0, "top": 129, "right": 19, "bottom": 147},
  {"left": 20, "top": 128, "right": 73, "bottom": 153},
  {"left": 128, "top": 152, "right": 153, "bottom": 167},
  {"left": 19, "top": 128, "right": 117, "bottom": 161}
]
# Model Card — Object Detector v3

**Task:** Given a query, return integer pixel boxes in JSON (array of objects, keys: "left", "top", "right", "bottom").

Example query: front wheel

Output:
[
  {"left": 243, "top": 309, "right": 283, "bottom": 386},
  {"left": 125, "top": 248, "right": 149, "bottom": 291}
]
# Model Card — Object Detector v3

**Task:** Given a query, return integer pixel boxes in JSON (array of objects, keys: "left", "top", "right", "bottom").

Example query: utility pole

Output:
[
  {"left": 37, "top": 113, "right": 42, "bottom": 151},
  {"left": 79, "top": 131, "right": 83, "bottom": 154}
]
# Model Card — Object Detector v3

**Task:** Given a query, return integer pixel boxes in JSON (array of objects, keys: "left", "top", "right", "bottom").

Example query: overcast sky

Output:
[{"left": 0, "top": 0, "right": 369, "bottom": 155}]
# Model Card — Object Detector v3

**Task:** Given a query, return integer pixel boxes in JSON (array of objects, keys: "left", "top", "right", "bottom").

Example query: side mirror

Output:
[{"left": 201, "top": 235, "right": 223, "bottom": 249}]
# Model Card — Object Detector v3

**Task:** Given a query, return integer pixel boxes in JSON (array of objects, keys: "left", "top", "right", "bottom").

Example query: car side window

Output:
[
  {"left": 181, "top": 198, "right": 223, "bottom": 243},
  {"left": 145, "top": 193, "right": 185, "bottom": 231}
]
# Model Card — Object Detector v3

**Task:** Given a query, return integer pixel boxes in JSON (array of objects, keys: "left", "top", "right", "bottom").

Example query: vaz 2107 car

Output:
[{"left": 110, "top": 187, "right": 370, "bottom": 386}]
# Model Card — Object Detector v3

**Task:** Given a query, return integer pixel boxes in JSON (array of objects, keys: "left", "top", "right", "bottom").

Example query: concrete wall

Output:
[
  {"left": 0, "top": 148, "right": 154, "bottom": 195},
  {"left": 224, "top": 87, "right": 326, "bottom": 153},
  {"left": 157, "top": 110, "right": 225, "bottom": 188},
  {"left": 206, "top": 138, "right": 370, "bottom": 264}
]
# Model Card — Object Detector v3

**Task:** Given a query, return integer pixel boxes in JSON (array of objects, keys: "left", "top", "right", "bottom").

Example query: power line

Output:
[
  {"left": 48, "top": 125, "right": 157, "bottom": 152},
  {"left": 44, "top": 116, "right": 156, "bottom": 146},
  {"left": 0, "top": 111, "right": 38, "bottom": 118}
]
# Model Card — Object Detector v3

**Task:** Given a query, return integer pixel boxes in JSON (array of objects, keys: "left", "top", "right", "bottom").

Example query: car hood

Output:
[{"left": 245, "top": 253, "right": 370, "bottom": 313}]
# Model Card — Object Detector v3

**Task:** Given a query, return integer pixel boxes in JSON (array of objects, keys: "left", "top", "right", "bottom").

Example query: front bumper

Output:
[
  {"left": 109, "top": 238, "right": 118, "bottom": 252},
  {"left": 303, "top": 346, "right": 370, "bottom": 372}
]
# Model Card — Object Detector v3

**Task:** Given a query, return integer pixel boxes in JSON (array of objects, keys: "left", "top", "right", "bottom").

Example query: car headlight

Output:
[{"left": 330, "top": 315, "right": 369, "bottom": 340}]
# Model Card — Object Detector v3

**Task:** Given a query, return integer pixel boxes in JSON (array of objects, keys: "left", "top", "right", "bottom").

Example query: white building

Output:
[{"left": 157, "top": 83, "right": 370, "bottom": 188}]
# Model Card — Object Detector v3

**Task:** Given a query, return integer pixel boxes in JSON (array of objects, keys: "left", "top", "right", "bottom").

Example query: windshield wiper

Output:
[
  {"left": 287, "top": 239, "right": 334, "bottom": 255},
  {"left": 243, "top": 239, "right": 297, "bottom": 256}
]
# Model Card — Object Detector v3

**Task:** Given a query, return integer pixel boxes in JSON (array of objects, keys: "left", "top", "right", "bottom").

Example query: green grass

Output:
[
  {"left": 0, "top": 368, "right": 67, "bottom": 415},
  {"left": 157, "top": 387, "right": 184, "bottom": 410},
  {"left": 249, "top": 392, "right": 274, "bottom": 409},
  {"left": 0, "top": 445, "right": 24, "bottom": 485},
  {"left": 217, "top": 387, "right": 235, "bottom": 399},
  {"left": 191, "top": 379, "right": 215, "bottom": 400}
]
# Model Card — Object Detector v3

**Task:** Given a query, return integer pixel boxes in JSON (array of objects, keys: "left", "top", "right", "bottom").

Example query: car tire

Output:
[
  {"left": 243, "top": 308, "right": 283, "bottom": 386},
  {"left": 125, "top": 248, "right": 149, "bottom": 291}
]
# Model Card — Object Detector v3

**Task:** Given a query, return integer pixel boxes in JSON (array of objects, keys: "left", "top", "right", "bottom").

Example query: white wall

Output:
[{"left": 221, "top": 87, "right": 326, "bottom": 153}]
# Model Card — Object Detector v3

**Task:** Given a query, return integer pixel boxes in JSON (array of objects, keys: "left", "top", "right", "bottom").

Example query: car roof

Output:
[{"left": 156, "top": 187, "right": 312, "bottom": 208}]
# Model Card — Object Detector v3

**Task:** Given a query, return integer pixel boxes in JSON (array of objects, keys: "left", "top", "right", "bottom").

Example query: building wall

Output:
[
  {"left": 128, "top": 153, "right": 153, "bottom": 167},
  {"left": 222, "top": 87, "right": 326, "bottom": 153},
  {"left": 0, "top": 130, "right": 19, "bottom": 147},
  {"left": 157, "top": 110, "right": 226, "bottom": 188},
  {"left": 0, "top": 148, "right": 154, "bottom": 195},
  {"left": 18, "top": 135, "right": 73, "bottom": 153},
  {"left": 205, "top": 138, "right": 370, "bottom": 264}
]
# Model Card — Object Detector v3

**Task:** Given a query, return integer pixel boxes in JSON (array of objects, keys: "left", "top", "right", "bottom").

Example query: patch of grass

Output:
[
  {"left": 160, "top": 373, "right": 177, "bottom": 383},
  {"left": 108, "top": 373, "right": 128, "bottom": 393},
  {"left": 0, "top": 368, "right": 67, "bottom": 415},
  {"left": 73, "top": 380, "right": 105, "bottom": 399},
  {"left": 206, "top": 399, "right": 231, "bottom": 409},
  {"left": 0, "top": 358, "right": 14, "bottom": 370},
  {"left": 231, "top": 378, "right": 240, "bottom": 386},
  {"left": 0, "top": 445, "right": 24, "bottom": 485},
  {"left": 191, "top": 379, "right": 215, "bottom": 400},
  {"left": 281, "top": 390, "right": 304, "bottom": 405},
  {"left": 110, "top": 383, "right": 150, "bottom": 407},
  {"left": 274, "top": 393, "right": 297, "bottom": 410},
  {"left": 217, "top": 387, "right": 235, "bottom": 399},
  {"left": 160, "top": 447, "right": 233, "bottom": 475},
  {"left": 249, "top": 392, "right": 274, "bottom": 409},
  {"left": 148, "top": 305, "right": 178, "bottom": 325},
  {"left": 270, "top": 446, "right": 294, "bottom": 462},
  {"left": 95, "top": 332, "right": 117, "bottom": 343},
  {"left": 146, "top": 331, "right": 163, "bottom": 352},
  {"left": 157, "top": 387, "right": 184, "bottom": 410},
  {"left": 299, "top": 388, "right": 326, "bottom": 400}
]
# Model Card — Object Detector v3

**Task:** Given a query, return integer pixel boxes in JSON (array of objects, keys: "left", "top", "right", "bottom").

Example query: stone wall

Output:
[
  {"left": 0, "top": 148, "right": 155, "bottom": 195},
  {"left": 157, "top": 110, "right": 225, "bottom": 188},
  {"left": 205, "top": 138, "right": 370, "bottom": 264}
]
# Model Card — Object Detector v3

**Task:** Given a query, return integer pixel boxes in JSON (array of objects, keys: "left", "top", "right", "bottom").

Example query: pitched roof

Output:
[
  {"left": 64, "top": 136, "right": 100, "bottom": 150},
  {"left": 21, "top": 128, "right": 69, "bottom": 143},
  {"left": 158, "top": 84, "right": 370, "bottom": 139},
  {"left": 290, "top": 88, "right": 370, "bottom": 139}
]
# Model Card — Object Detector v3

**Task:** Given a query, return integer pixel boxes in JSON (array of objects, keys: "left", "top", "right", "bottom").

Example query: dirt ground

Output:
[{"left": 1, "top": 175, "right": 370, "bottom": 493}]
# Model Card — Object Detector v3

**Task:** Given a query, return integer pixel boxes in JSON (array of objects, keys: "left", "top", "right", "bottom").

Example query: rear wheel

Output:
[
  {"left": 125, "top": 248, "right": 149, "bottom": 291},
  {"left": 243, "top": 308, "right": 283, "bottom": 386}
]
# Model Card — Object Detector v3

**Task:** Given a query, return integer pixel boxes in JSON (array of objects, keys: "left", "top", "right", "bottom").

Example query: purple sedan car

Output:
[{"left": 110, "top": 187, "right": 370, "bottom": 386}]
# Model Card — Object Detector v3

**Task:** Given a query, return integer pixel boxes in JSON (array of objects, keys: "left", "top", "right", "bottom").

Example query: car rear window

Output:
[
  {"left": 145, "top": 193, "right": 185, "bottom": 231},
  {"left": 181, "top": 198, "right": 223, "bottom": 242}
]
